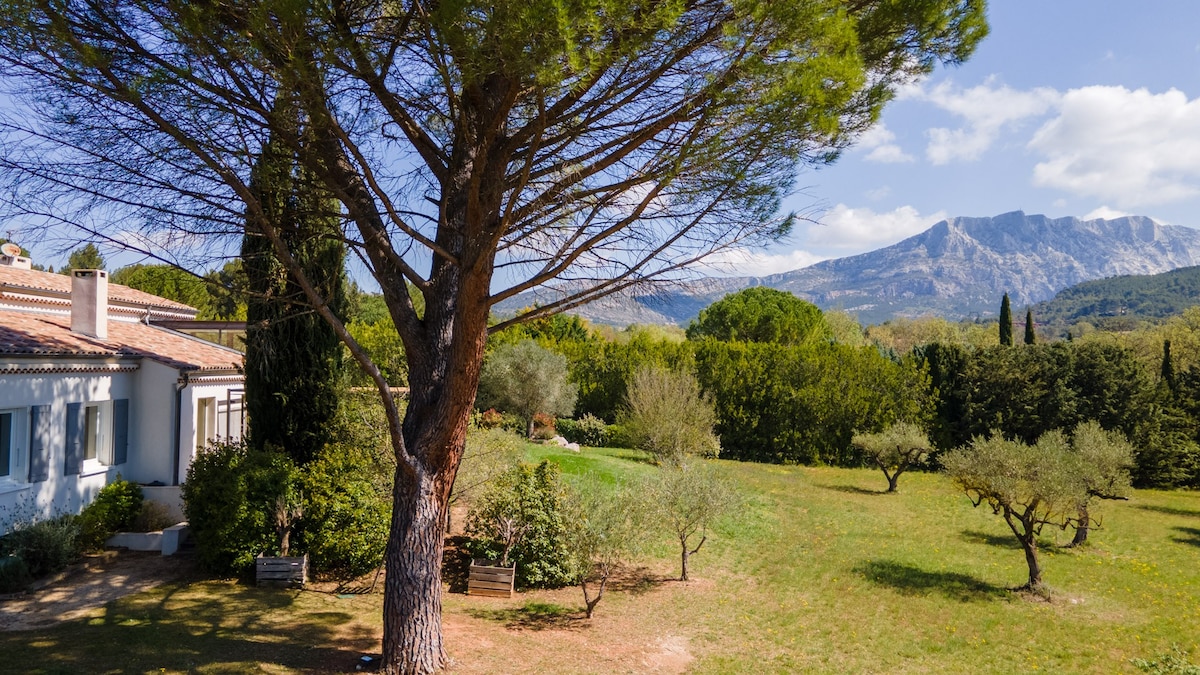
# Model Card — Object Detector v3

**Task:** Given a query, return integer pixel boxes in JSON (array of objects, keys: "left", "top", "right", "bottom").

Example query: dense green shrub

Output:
[
  {"left": 604, "top": 424, "right": 636, "bottom": 449},
  {"left": 77, "top": 478, "right": 144, "bottom": 551},
  {"left": 300, "top": 443, "right": 391, "bottom": 580},
  {"left": 465, "top": 461, "right": 577, "bottom": 589},
  {"left": 0, "top": 555, "right": 32, "bottom": 593},
  {"left": 0, "top": 515, "right": 80, "bottom": 578},
  {"left": 695, "top": 340, "right": 930, "bottom": 465},
  {"left": 556, "top": 414, "right": 609, "bottom": 447},
  {"left": 182, "top": 440, "right": 300, "bottom": 576}
]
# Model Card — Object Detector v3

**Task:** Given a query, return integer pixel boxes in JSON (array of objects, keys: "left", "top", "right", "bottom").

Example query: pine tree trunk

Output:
[{"left": 381, "top": 467, "right": 450, "bottom": 675}]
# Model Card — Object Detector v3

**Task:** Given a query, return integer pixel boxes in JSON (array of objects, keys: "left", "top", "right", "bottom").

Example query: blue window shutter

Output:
[
  {"left": 28, "top": 405, "right": 51, "bottom": 482},
  {"left": 65, "top": 402, "right": 83, "bottom": 476},
  {"left": 113, "top": 399, "right": 129, "bottom": 465}
]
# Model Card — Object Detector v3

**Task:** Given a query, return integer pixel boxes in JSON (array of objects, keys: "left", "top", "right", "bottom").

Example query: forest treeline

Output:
[{"left": 114, "top": 261, "right": 1200, "bottom": 489}]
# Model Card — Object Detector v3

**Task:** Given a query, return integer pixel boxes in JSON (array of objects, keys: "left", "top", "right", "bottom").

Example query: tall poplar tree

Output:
[
  {"left": 999, "top": 293, "right": 1014, "bottom": 346},
  {"left": 1161, "top": 339, "right": 1177, "bottom": 394},
  {"left": 243, "top": 99, "right": 348, "bottom": 465}
]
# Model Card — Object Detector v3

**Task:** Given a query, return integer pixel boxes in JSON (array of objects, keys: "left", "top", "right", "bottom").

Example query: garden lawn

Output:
[{"left": 3, "top": 447, "right": 1199, "bottom": 673}]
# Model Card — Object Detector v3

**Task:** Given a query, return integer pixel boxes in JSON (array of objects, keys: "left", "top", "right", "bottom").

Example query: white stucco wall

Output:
[
  {"left": 0, "top": 364, "right": 136, "bottom": 533},
  {"left": 176, "top": 379, "right": 244, "bottom": 485},
  {"left": 126, "top": 359, "right": 183, "bottom": 486}
]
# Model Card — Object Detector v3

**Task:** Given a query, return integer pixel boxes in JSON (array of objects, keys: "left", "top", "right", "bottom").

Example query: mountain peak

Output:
[{"left": 495, "top": 211, "right": 1200, "bottom": 326}]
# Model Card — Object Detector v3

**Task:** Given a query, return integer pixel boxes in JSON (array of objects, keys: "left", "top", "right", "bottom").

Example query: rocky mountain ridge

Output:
[{"left": 496, "top": 211, "right": 1200, "bottom": 326}]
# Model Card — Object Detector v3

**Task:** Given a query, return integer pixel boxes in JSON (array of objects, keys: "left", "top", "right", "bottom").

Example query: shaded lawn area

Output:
[
  {"left": 0, "top": 581, "right": 382, "bottom": 674},
  {"left": 3, "top": 447, "right": 1200, "bottom": 673}
]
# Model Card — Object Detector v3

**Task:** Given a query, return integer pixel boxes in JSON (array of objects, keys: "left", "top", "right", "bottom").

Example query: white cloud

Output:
[
  {"left": 1029, "top": 86, "right": 1200, "bottom": 208},
  {"left": 703, "top": 247, "right": 827, "bottom": 277},
  {"left": 865, "top": 186, "right": 892, "bottom": 201},
  {"left": 704, "top": 205, "right": 949, "bottom": 276},
  {"left": 912, "top": 78, "right": 1060, "bottom": 164},
  {"left": 807, "top": 204, "right": 948, "bottom": 253},
  {"left": 855, "top": 123, "right": 913, "bottom": 163},
  {"left": 1081, "top": 206, "right": 1132, "bottom": 221}
]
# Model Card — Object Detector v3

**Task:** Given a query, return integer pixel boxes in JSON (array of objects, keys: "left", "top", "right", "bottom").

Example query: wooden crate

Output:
[
  {"left": 256, "top": 554, "right": 308, "bottom": 587},
  {"left": 467, "top": 559, "right": 515, "bottom": 598}
]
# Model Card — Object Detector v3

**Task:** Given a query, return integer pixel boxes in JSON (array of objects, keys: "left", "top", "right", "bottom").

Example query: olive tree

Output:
[
  {"left": 648, "top": 463, "right": 738, "bottom": 581},
  {"left": 621, "top": 366, "right": 721, "bottom": 464},
  {"left": 567, "top": 480, "right": 651, "bottom": 618},
  {"left": 477, "top": 340, "right": 577, "bottom": 438},
  {"left": 0, "top": 2, "right": 987, "bottom": 671},
  {"left": 852, "top": 422, "right": 932, "bottom": 492},
  {"left": 1066, "top": 421, "right": 1134, "bottom": 547},
  {"left": 942, "top": 432, "right": 1079, "bottom": 593}
]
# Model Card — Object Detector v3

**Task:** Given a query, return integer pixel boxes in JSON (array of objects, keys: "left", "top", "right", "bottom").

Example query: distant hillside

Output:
[
  {"left": 1031, "top": 265, "right": 1200, "bottom": 329},
  {"left": 495, "top": 211, "right": 1200, "bottom": 326}
]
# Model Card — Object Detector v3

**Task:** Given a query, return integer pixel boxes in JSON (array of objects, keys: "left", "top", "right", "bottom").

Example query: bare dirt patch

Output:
[{"left": 0, "top": 550, "right": 194, "bottom": 631}]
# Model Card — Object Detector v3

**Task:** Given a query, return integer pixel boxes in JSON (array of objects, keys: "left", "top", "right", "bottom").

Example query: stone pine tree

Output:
[
  {"left": 1161, "top": 339, "right": 1177, "bottom": 394},
  {"left": 62, "top": 243, "right": 105, "bottom": 273},
  {"left": 243, "top": 100, "right": 348, "bottom": 465},
  {"left": 999, "top": 293, "right": 1014, "bottom": 346},
  {"left": 0, "top": 2, "right": 988, "bottom": 671},
  {"left": 1024, "top": 308, "right": 1036, "bottom": 345}
]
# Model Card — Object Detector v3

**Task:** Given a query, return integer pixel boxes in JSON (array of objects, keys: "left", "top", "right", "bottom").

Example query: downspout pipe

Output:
[{"left": 172, "top": 372, "right": 189, "bottom": 486}]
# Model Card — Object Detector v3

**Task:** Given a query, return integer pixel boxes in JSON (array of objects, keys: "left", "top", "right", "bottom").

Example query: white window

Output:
[
  {"left": 196, "top": 398, "right": 216, "bottom": 452},
  {"left": 0, "top": 409, "right": 28, "bottom": 482},
  {"left": 83, "top": 402, "right": 113, "bottom": 468}
]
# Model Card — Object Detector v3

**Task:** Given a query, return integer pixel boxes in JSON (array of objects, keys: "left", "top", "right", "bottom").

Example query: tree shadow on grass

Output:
[
  {"left": 1172, "top": 527, "right": 1200, "bottom": 548},
  {"left": 1139, "top": 504, "right": 1200, "bottom": 518},
  {"left": 465, "top": 601, "right": 584, "bottom": 631},
  {"left": 961, "top": 529, "right": 1020, "bottom": 549},
  {"left": 854, "top": 559, "right": 1007, "bottom": 602},
  {"left": 604, "top": 564, "right": 670, "bottom": 596},
  {"left": 819, "top": 484, "right": 884, "bottom": 496},
  {"left": 0, "top": 580, "right": 376, "bottom": 672}
]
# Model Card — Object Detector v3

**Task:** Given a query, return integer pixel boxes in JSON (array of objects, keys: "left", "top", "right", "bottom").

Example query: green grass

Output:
[{"left": 3, "top": 448, "right": 1200, "bottom": 673}]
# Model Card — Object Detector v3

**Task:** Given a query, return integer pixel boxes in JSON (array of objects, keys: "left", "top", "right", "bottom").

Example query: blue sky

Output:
[
  {"left": 12, "top": 3, "right": 1200, "bottom": 277},
  {"left": 712, "top": 1, "right": 1200, "bottom": 276}
]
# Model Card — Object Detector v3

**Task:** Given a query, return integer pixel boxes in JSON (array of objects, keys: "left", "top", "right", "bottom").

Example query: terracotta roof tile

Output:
[
  {"left": 0, "top": 265, "right": 197, "bottom": 312},
  {"left": 0, "top": 310, "right": 243, "bottom": 371}
]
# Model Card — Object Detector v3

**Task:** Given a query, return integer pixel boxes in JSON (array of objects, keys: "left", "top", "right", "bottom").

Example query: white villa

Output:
[{"left": 0, "top": 251, "right": 245, "bottom": 534}]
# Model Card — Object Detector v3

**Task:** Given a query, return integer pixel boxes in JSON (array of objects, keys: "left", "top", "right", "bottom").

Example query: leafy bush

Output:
[
  {"left": 531, "top": 412, "right": 557, "bottom": 440},
  {"left": 300, "top": 443, "right": 392, "bottom": 580},
  {"left": 182, "top": 440, "right": 300, "bottom": 576},
  {"left": 0, "top": 515, "right": 80, "bottom": 579},
  {"left": 620, "top": 366, "right": 720, "bottom": 464},
  {"left": 604, "top": 424, "right": 636, "bottom": 449},
  {"left": 130, "top": 501, "right": 178, "bottom": 533},
  {"left": 465, "top": 461, "right": 578, "bottom": 589},
  {"left": 77, "top": 477, "right": 144, "bottom": 550},
  {"left": 0, "top": 555, "right": 32, "bottom": 593},
  {"left": 473, "top": 408, "right": 506, "bottom": 430},
  {"left": 1133, "top": 645, "right": 1200, "bottom": 675},
  {"left": 556, "top": 414, "right": 608, "bottom": 447}
]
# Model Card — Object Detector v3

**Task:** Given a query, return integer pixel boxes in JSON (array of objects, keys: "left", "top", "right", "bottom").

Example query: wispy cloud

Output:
[{"left": 908, "top": 78, "right": 1060, "bottom": 164}]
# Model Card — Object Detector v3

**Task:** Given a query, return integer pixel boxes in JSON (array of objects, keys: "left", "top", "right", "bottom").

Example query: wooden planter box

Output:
[
  {"left": 467, "top": 559, "right": 515, "bottom": 598},
  {"left": 256, "top": 554, "right": 308, "bottom": 588}
]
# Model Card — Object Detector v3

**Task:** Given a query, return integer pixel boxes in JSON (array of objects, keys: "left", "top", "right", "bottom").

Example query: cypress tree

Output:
[
  {"left": 1161, "top": 339, "right": 1177, "bottom": 394},
  {"left": 242, "top": 102, "right": 347, "bottom": 465},
  {"left": 999, "top": 293, "right": 1013, "bottom": 346},
  {"left": 1024, "top": 308, "right": 1036, "bottom": 345}
]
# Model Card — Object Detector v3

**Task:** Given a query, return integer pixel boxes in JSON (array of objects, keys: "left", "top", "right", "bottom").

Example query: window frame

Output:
[
  {"left": 0, "top": 408, "right": 30, "bottom": 486},
  {"left": 81, "top": 401, "right": 114, "bottom": 473}
]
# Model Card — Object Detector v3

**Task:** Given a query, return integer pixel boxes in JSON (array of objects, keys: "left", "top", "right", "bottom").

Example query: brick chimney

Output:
[{"left": 71, "top": 269, "right": 108, "bottom": 339}]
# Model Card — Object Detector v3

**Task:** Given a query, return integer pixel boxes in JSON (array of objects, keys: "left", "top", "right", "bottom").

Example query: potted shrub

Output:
[{"left": 256, "top": 491, "right": 307, "bottom": 587}]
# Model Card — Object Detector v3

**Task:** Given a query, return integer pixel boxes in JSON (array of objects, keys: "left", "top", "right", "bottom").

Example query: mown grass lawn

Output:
[{"left": 3, "top": 447, "right": 1200, "bottom": 673}]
